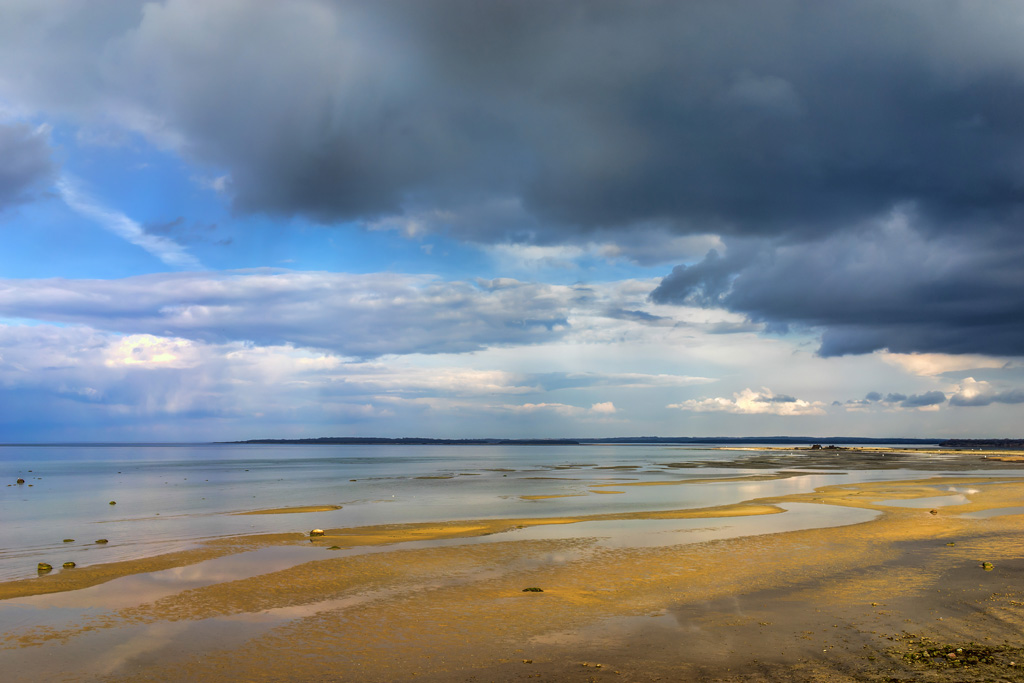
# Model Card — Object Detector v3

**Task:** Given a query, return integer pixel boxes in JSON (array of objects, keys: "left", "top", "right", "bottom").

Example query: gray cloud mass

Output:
[
  {"left": 0, "top": 271, "right": 582, "bottom": 358},
  {"left": 2, "top": 1, "right": 1022, "bottom": 236},
  {"left": 0, "top": 123, "right": 55, "bottom": 209},
  {"left": 4, "top": 1, "right": 1024, "bottom": 356},
  {"left": 897, "top": 391, "right": 947, "bottom": 409}
]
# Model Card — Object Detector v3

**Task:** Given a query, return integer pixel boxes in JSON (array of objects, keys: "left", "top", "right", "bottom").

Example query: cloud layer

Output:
[
  {"left": 652, "top": 211, "right": 1024, "bottom": 357},
  {"left": 0, "top": 271, "right": 589, "bottom": 357},
  {"left": 0, "top": 123, "right": 54, "bottom": 209},
  {"left": 3, "top": 1, "right": 1024, "bottom": 238},
  {"left": 4, "top": 1, "right": 1024, "bottom": 358},
  {"left": 669, "top": 388, "right": 825, "bottom": 416},
  {"left": 3, "top": 2, "right": 1024, "bottom": 440}
]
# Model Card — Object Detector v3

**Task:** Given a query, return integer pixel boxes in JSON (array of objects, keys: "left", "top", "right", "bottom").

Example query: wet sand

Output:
[
  {"left": 234, "top": 504, "right": 344, "bottom": 515},
  {"left": 3, "top": 452, "right": 1024, "bottom": 682}
]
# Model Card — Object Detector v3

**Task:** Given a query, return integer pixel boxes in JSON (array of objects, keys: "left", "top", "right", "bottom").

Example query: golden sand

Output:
[
  {"left": 519, "top": 493, "right": 588, "bottom": 500},
  {"left": 590, "top": 471, "right": 810, "bottom": 488},
  {"left": 714, "top": 445, "right": 1024, "bottom": 458},
  {"left": 233, "top": 504, "right": 343, "bottom": 515},
  {"left": 5, "top": 477, "right": 1024, "bottom": 682}
]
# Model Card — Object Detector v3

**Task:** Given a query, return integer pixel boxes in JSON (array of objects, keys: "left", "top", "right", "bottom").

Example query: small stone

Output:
[
  {"left": 946, "top": 652, "right": 956, "bottom": 659},
  {"left": 95, "top": 539, "right": 108, "bottom": 544},
  {"left": 522, "top": 587, "right": 544, "bottom": 592},
  {"left": 37, "top": 563, "right": 52, "bottom": 572},
  {"left": 62, "top": 561, "right": 76, "bottom": 569},
  {"left": 16, "top": 478, "right": 24, "bottom": 484},
  {"left": 982, "top": 561, "right": 994, "bottom": 571},
  {"left": 929, "top": 509, "right": 938, "bottom": 515},
  {"left": 63, "top": 539, "right": 74, "bottom": 543},
  {"left": 109, "top": 501, "right": 116, "bottom": 505},
  {"left": 309, "top": 529, "right": 325, "bottom": 536},
  {"left": 946, "top": 542, "right": 955, "bottom": 546}
]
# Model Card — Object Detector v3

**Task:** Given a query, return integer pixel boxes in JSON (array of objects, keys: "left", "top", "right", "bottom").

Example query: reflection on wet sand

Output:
[
  {"left": 234, "top": 504, "right": 343, "bottom": 515},
  {"left": 4, "top": 475, "right": 1024, "bottom": 682}
]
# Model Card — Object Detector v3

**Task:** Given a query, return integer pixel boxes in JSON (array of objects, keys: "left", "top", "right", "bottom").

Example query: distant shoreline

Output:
[
  {"left": 10, "top": 437, "right": 1022, "bottom": 448},
  {"left": 224, "top": 435, "right": 943, "bottom": 446}
]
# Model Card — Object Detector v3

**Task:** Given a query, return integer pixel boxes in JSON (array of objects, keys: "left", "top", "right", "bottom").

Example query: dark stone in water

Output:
[
  {"left": 95, "top": 539, "right": 109, "bottom": 544},
  {"left": 37, "top": 563, "right": 52, "bottom": 572},
  {"left": 16, "top": 478, "right": 24, "bottom": 484},
  {"left": 63, "top": 539, "right": 74, "bottom": 543},
  {"left": 62, "top": 561, "right": 76, "bottom": 569}
]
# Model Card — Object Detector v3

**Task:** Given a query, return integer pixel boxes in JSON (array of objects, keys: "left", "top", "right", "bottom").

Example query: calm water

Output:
[
  {"left": 0, "top": 443, "right": 972, "bottom": 582},
  {"left": 2, "top": 443, "right": 1021, "bottom": 682}
]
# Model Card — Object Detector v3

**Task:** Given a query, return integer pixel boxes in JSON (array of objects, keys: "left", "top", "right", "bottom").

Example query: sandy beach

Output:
[{"left": 3, "top": 448, "right": 1024, "bottom": 681}]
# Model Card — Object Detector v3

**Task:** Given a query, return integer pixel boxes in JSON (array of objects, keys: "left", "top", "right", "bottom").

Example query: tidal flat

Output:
[{"left": 2, "top": 444, "right": 1024, "bottom": 681}]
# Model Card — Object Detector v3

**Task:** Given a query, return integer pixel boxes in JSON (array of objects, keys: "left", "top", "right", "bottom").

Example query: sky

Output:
[{"left": 2, "top": 0, "right": 1024, "bottom": 442}]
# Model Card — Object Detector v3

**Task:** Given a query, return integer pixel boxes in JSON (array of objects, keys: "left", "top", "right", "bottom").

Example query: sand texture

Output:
[{"left": 3, "top": 475, "right": 1024, "bottom": 682}]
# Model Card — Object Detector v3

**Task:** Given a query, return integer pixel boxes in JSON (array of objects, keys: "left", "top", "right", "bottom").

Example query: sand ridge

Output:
[
  {"left": 4, "top": 476, "right": 1024, "bottom": 681},
  {"left": 233, "top": 504, "right": 343, "bottom": 515},
  {"left": 5, "top": 475, "right": 1019, "bottom": 601}
]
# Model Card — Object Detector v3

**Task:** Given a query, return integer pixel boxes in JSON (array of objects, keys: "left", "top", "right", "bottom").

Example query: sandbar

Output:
[
  {"left": 233, "top": 504, "right": 343, "bottom": 515},
  {"left": 4, "top": 476, "right": 1024, "bottom": 682}
]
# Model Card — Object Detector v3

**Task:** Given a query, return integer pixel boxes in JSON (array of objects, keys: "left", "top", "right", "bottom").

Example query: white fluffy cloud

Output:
[
  {"left": 879, "top": 352, "right": 1009, "bottom": 377},
  {"left": 949, "top": 377, "right": 1024, "bottom": 407},
  {"left": 668, "top": 388, "right": 826, "bottom": 416}
]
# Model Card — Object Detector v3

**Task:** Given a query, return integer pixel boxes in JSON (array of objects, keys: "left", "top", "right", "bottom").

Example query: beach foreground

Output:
[{"left": 3, "top": 468, "right": 1024, "bottom": 682}]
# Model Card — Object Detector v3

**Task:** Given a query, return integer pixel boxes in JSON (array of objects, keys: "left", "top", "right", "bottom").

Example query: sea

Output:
[{"left": 0, "top": 442, "right": 1008, "bottom": 583}]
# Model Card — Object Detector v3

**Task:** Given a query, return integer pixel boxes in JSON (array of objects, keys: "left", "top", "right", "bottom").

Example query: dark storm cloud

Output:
[
  {"left": 0, "top": 123, "right": 55, "bottom": 209},
  {"left": 5, "top": 0, "right": 1024, "bottom": 238},
  {"left": 652, "top": 219, "right": 1024, "bottom": 356},
  {"left": 898, "top": 391, "right": 946, "bottom": 408},
  {"left": 6, "top": 1, "right": 1024, "bottom": 356}
]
